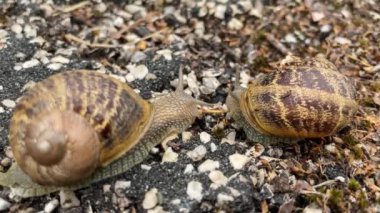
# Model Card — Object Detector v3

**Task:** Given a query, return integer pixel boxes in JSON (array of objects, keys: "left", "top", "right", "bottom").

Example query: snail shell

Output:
[
  {"left": 9, "top": 70, "right": 153, "bottom": 185},
  {"left": 227, "top": 55, "right": 358, "bottom": 142}
]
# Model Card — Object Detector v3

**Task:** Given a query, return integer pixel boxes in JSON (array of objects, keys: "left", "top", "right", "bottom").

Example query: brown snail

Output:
[
  {"left": 0, "top": 67, "right": 214, "bottom": 198},
  {"left": 226, "top": 55, "right": 359, "bottom": 144}
]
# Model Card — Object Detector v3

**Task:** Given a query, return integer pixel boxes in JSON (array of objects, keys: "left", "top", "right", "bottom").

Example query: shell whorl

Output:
[
  {"left": 9, "top": 70, "right": 152, "bottom": 185},
  {"left": 21, "top": 110, "right": 101, "bottom": 185},
  {"left": 240, "top": 56, "right": 358, "bottom": 139}
]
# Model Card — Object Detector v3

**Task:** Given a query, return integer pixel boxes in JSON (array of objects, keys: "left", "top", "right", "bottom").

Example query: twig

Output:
[
  {"left": 54, "top": 1, "right": 90, "bottom": 15},
  {"left": 313, "top": 179, "right": 337, "bottom": 189},
  {"left": 264, "top": 32, "right": 291, "bottom": 56},
  {"left": 64, "top": 34, "right": 121, "bottom": 48}
]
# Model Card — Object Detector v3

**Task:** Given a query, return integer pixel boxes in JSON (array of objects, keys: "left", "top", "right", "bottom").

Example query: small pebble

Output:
[
  {"left": 22, "top": 59, "right": 40, "bottom": 69},
  {"left": 0, "top": 198, "right": 11, "bottom": 211},
  {"left": 51, "top": 56, "right": 70, "bottom": 64},
  {"left": 227, "top": 18, "right": 244, "bottom": 30},
  {"left": 210, "top": 143, "right": 217, "bottom": 152},
  {"left": 187, "top": 181, "right": 203, "bottom": 202},
  {"left": 0, "top": 157, "right": 11, "bottom": 167},
  {"left": 217, "top": 193, "right": 234, "bottom": 204},
  {"left": 156, "top": 49, "right": 172, "bottom": 60},
  {"left": 171, "top": 199, "right": 181, "bottom": 205},
  {"left": 143, "top": 188, "right": 159, "bottom": 209},
  {"left": 184, "top": 164, "right": 194, "bottom": 174},
  {"left": 44, "top": 199, "right": 59, "bottom": 213},
  {"left": 0, "top": 85, "right": 3, "bottom": 90},
  {"left": 311, "top": 11, "right": 325, "bottom": 22},
  {"left": 260, "top": 183, "right": 274, "bottom": 199},
  {"left": 250, "top": 144, "right": 265, "bottom": 157},
  {"left": 209, "top": 170, "right": 228, "bottom": 189},
  {"left": 117, "top": 197, "right": 130, "bottom": 210},
  {"left": 320, "top": 24, "right": 332, "bottom": 33},
  {"left": 11, "top": 24, "right": 23, "bottom": 34},
  {"left": 127, "top": 64, "right": 149, "bottom": 80},
  {"left": 221, "top": 131, "right": 236, "bottom": 145},
  {"left": 182, "top": 131, "right": 192, "bottom": 142},
  {"left": 24, "top": 25, "right": 37, "bottom": 38},
  {"left": 199, "top": 132, "right": 211, "bottom": 143},
  {"left": 0, "top": 107, "right": 4, "bottom": 113},
  {"left": 303, "top": 203, "right": 323, "bottom": 213},
  {"left": 198, "top": 159, "right": 220, "bottom": 172},
  {"left": 214, "top": 5, "right": 227, "bottom": 19},
  {"left": 103, "top": 184, "right": 111, "bottom": 193},
  {"left": 162, "top": 147, "right": 178, "bottom": 163},
  {"left": 59, "top": 189, "right": 80, "bottom": 209},
  {"left": 125, "top": 4, "right": 146, "bottom": 15},
  {"left": 229, "top": 153, "right": 250, "bottom": 170},
  {"left": 114, "top": 180, "right": 131, "bottom": 196},
  {"left": 334, "top": 37, "right": 352, "bottom": 45},
  {"left": 284, "top": 33, "right": 297, "bottom": 43},
  {"left": 141, "top": 164, "right": 152, "bottom": 170},
  {"left": 187, "top": 145, "right": 207, "bottom": 161},
  {"left": 1, "top": 99, "right": 16, "bottom": 108},
  {"left": 131, "top": 51, "right": 147, "bottom": 63},
  {"left": 47, "top": 63, "right": 63, "bottom": 70}
]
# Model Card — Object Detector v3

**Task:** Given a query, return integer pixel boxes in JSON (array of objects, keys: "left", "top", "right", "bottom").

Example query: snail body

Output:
[
  {"left": 0, "top": 69, "right": 210, "bottom": 197},
  {"left": 226, "top": 55, "right": 358, "bottom": 144}
]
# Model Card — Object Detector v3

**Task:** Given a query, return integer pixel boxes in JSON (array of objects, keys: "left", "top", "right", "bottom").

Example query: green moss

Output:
[
  {"left": 342, "top": 135, "right": 359, "bottom": 146},
  {"left": 348, "top": 179, "right": 360, "bottom": 191},
  {"left": 358, "top": 191, "right": 369, "bottom": 209},
  {"left": 251, "top": 30, "right": 266, "bottom": 44},
  {"left": 328, "top": 188, "right": 344, "bottom": 207},
  {"left": 212, "top": 126, "right": 226, "bottom": 139},
  {"left": 352, "top": 146, "right": 364, "bottom": 159}
]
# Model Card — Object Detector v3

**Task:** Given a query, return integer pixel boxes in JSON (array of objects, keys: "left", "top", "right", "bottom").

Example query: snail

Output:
[
  {"left": 226, "top": 55, "right": 358, "bottom": 144},
  {"left": 0, "top": 67, "right": 216, "bottom": 198}
]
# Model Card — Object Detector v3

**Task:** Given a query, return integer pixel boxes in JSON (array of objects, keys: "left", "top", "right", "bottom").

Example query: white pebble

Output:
[
  {"left": 125, "top": 4, "right": 146, "bottom": 15},
  {"left": 187, "top": 145, "right": 207, "bottom": 161},
  {"left": 229, "top": 153, "right": 250, "bottom": 170},
  {"left": 156, "top": 49, "right": 173, "bottom": 61},
  {"left": 171, "top": 199, "right": 181, "bottom": 205},
  {"left": 51, "top": 55, "right": 70, "bottom": 64},
  {"left": 103, "top": 184, "right": 111, "bottom": 193},
  {"left": 161, "top": 147, "right": 178, "bottom": 163},
  {"left": 284, "top": 33, "right": 297, "bottom": 43},
  {"left": 217, "top": 193, "right": 234, "bottom": 204},
  {"left": 114, "top": 180, "right": 131, "bottom": 196},
  {"left": 221, "top": 131, "right": 236, "bottom": 145},
  {"left": 201, "top": 77, "right": 220, "bottom": 94},
  {"left": 47, "top": 63, "right": 63, "bottom": 70},
  {"left": 209, "top": 170, "right": 228, "bottom": 189},
  {"left": 198, "top": 159, "right": 220, "bottom": 172},
  {"left": 184, "top": 164, "right": 194, "bottom": 174},
  {"left": 11, "top": 24, "right": 23, "bottom": 34},
  {"left": 24, "top": 25, "right": 37, "bottom": 38},
  {"left": 187, "top": 181, "right": 203, "bottom": 202},
  {"left": 0, "top": 29, "right": 8, "bottom": 39},
  {"left": 0, "top": 198, "right": 11, "bottom": 211},
  {"left": 182, "top": 131, "right": 193, "bottom": 142},
  {"left": 0, "top": 85, "right": 3, "bottom": 90},
  {"left": 334, "top": 37, "right": 352, "bottom": 45},
  {"left": 214, "top": 4, "right": 227, "bottom": 19},
  {"left": 210, "top": 143, "right": 217, "bottom": 152},
  {"left": 1, "top": 99, "right": 16, "bottom": 108},
  {"left": 227, "top": 18, "right": 243, "bottom": 30},
  {"left": 200, "top": 132, "right": 211, "bottom": 143},
  {"left": 311, "top": 11, "right": 325, "bottom": 22},
  {"left": 0, "top": 107, "right": 4, "bottom": 113},
  {"left": 22, "top": 59, "right": 40, "bottom": 69},
  {"left": 128, "top": 64, "right": 149, "bottom": 80},
  {"left": 59, "top": 189, "right": 80, "bottom": 209},
  {"left": 142, "top": 188, "right": 158, "bottom": 209},
  {"left": 44, "top": 199, "right": 59, "bottom": 213},
  {"left": 141, "top": 164, "right": 152, "bottom": 170}
]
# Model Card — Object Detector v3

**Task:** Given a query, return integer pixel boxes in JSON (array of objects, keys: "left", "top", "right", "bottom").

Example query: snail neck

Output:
[{"left": 143, "top": 92, "right": 201, "bottom": 147}]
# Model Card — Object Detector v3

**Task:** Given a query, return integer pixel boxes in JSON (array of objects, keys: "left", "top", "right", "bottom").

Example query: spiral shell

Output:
[
  {"left": 239, "top": 56, "right": 358, "bottom": 139},
  {"left": 9, "top": 70, "right": 152, "bottom": 185}
]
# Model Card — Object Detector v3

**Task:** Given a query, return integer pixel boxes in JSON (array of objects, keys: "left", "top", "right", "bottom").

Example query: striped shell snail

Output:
[
  {"left": 226, "top": 55, "right": 358, "bottom": 144},
  {"left": 0, "top": 67, "right": 213, "bottom": 198}
]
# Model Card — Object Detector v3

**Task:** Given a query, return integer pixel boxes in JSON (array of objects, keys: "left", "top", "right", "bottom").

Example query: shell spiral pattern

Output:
[{"left": 9, "top": 70, "right": 152, "bottom": 185}]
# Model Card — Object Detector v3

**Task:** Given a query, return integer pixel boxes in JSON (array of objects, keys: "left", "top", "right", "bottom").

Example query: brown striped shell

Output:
[
  {"left": 240, "top": 55, "right": 358, "bottom": 139},
  {"left": 9, "top": 70, "right": 153, "bottom": 185}
]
